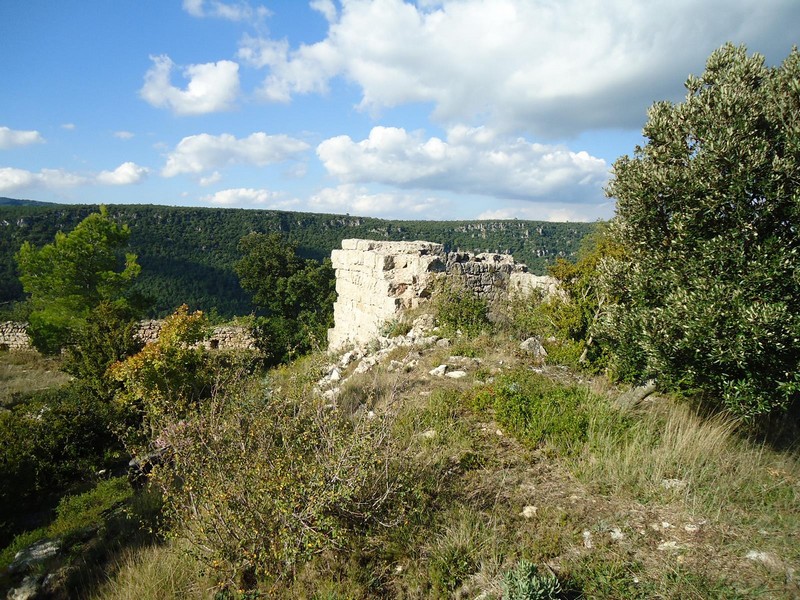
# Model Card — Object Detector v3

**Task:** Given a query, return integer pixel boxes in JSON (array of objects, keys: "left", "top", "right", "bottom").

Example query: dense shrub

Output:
[
  {"left": 601, "top": 44, "right": 800, "bottom": 420},
  {"left": 433, "top": 279, "right": 490, "bottom": 337},
  {"left": 0, "top": 384, "right": 122, "bottom": 546},
  {"left": 136, "top": 356, "right": 406, "bottom": 591}
]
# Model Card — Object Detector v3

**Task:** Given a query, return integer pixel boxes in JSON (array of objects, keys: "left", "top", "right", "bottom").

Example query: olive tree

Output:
[{"left": 601, "top": 44, "right": 800, "bottom": 419}]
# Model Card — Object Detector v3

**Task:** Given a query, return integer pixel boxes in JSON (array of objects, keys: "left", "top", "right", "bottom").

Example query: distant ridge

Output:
[
  {"left": 0, "top": 202, "right": 598, "bottom": 318},
  {"left": 0, "top": 197, "right": 56, "bottom": 207}
]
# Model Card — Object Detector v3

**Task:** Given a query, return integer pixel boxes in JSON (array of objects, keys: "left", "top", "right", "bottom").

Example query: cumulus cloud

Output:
[
  {"left": 0, "top": 162, "right": 148, "bottom": 194},
  {"left": 140, "top": 55, "right": 240, "bottom": 115},
  {"left": 317, "top": 125, "right": 608, "bottom": 203},
  {"left": 182, "top": 0, "right": 269, "bottom": 21},
  {"left": 310, "top": 0, "right": 337, "bottom": 23},
  {"left": 199, "top": 171, "right": 222, "bottom": 186},
  {"left": 162, "top": 132, "right": 310, "bottom": 177},
  {"left": 97, "top": 162, "right": 149, "bottom": 185},
  {"left": 308, "top": 184, "right": 447, "bottom": 217},
  {"left": 201, "top": 187, "right": 283, "bottom": 206},
  {"left": 114, "top": 131, "right": 135, "bottom": 140},
  {"left": 247, "top": 0, "right": 800, "bottom": 135},
  {"left": 0, "top": 167, "right": 88, "bottom": 194},
  {"left": 0, "top": 127, "right": 44, "bottom": 149}
]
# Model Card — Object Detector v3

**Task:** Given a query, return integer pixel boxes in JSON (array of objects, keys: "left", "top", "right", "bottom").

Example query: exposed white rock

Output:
[
  {"left": 520, "top": 336, "right": 547, "bottom": 359},
  {"left": 446, "top": 370, "right": 468, "bottom": 379},
  {"left": 429, "top": 365, "right": 448, "bottom": 377}
]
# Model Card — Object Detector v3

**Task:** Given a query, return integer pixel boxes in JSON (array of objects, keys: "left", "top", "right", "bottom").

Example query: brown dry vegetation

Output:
[
  {"left": 88, "top": 329, "right": 799, "bottom": 599},
  {"left": 0, "top": 350, "right": 70, "bottom": 405}
]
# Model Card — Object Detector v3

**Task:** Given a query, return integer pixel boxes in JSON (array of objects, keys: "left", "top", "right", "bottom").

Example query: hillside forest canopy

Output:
[{"left": 0, "top": 201, "right": 597, "bottom": 320}]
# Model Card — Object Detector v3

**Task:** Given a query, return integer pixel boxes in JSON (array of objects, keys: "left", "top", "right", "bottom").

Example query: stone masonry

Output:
[
  {"left": 328, "top": 239, "right": 557, "bottom": 351},
  {"left": 328, "top": 239, "right": 446, "bottom": 350},
  {"left": 0, "top": 322, "right": 32, "bottom": 351},
  {"left": 0, "top": 321, "right": 256, "bottom": 353}
]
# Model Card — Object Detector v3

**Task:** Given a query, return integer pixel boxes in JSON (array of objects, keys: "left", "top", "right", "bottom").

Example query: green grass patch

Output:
[
  {"left": 0, "top": 477, "right": 132, "bottom": 570},
  {"left": 467, "top": 368, "right": 628, "bottom": 456}
]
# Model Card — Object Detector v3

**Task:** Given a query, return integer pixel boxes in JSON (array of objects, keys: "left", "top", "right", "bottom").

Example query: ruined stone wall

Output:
[
  {"left": 0, "top": 322, "right": 32, "bottom": 351},
  {"left": 136, "top": 321, "right": 257, "bottom": 351},
  {"left": 328, "top": 239, "right": 558, "bottom": 351},
  {"left": 328, "top": 239, "right": 446, "bottom": 350},
  {"left": 0, "top": 321, "right": 256, "bottom": 353}
]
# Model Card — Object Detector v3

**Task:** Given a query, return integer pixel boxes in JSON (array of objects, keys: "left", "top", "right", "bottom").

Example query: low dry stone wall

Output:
[
  {"left": 0, "top": 322, "right": 32, "bottom": 350},
  {"left": 328, "top": 239, "right": 557, "bottom": 351},
  {"left": 0, "top": 321, "right": 256, "bottom": 352},
  {"left": 136, "top": 321, "right": 257, "bottom": 350}
]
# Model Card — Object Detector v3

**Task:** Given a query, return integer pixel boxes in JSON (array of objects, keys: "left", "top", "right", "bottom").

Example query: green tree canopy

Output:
[
  {"left": 601, "top": 44, "right": 800, "bottom": 420},
  {"left": 15, "top": 206, "right": 141, "bottom": 353},
  {"left": 235, "top": 232, "right": 336, "bottom": 364}
]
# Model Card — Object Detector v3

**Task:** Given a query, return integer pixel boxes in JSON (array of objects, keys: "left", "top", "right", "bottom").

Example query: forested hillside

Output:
[{"left": 0, "top": 203, "right": 596, "bottom": 317}]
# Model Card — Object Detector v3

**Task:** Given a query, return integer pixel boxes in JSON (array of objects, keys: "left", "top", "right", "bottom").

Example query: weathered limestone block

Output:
[
  {"left": 328, "top": 240, "right": 447, "bottom": 350},
  {"left": 509, "top": 272, "right": 561, "bottom": 298},
  {"left": 327, "top": 239, "right": 562, "bottom": 351},
  {"left": 0, "top": 322, "right": 32, "bottom": 350}
]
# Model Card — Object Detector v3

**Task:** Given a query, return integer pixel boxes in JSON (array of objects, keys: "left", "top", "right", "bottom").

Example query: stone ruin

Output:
[
  {"left": 136, "top": 321, "right": 257, "bottom": 351},
  {"left": 327, "top": 239, "right": 557, "bottom": 351},
  {"left": 0, "top": 322, "right": 32, "bottom": 351},
  {"left": 2, "top": 239, "right": 555, "bottom": 355},
  {"left": 0, "top": 321, "right": 256, "bottom": 353}
]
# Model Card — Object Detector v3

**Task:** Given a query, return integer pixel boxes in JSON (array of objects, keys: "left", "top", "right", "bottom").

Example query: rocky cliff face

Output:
[{"left": 327, "top": 239, "right": 557, "bottom": 351}]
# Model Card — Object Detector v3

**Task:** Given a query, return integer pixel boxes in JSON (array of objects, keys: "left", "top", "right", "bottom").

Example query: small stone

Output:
[
  {"left": 11, "top": 539, "right": 60, "bottom": 573},
  {"left": 520, "top": 506, "right": 538, "bottom": 519},
  {"left": 495, "top": 429, "right": 504, "bottom": 437},
  {"left": 429, "top": 364, "right": 448, "bottom": 376},
  {"left": 8, "top": 575, "right": 41, "bottom": 600},
  {"left": 661, "top": 478, "right": 687, "bottom": 490},
  {"left": 446, "top": 370, "right": 468, "bottom": 379},
  {"left": 746, "top": 550, "right": 783, "bottom": 571},
  {"left": 582, "top": 530, "right": 593, "bottom": 549},
  {"left": 520, "top": 337, "right": 547, "bottom": 358},
  {"left": 329, "top": 368, "right": 341, "bottom": 382},
  {"left": 657, "top": 541, "right": 680, "bottom": 551},
  {"left": 420, "top": 429, "right": 437, "bottom": 439},
  {"left": 366, "top": 410, "right": 376, "bottom": 420},
  {"left": 684, "top": 523, "right": 700, "bottom": 533},
  {"left": 661, "top": 521, "right": 672, "bottom": 529},
  {"left": 436, "top": 338, "right": 451, "bottom": 347},
  {"left": 610, "top": 528, "right": 624, "bottom": 541}
]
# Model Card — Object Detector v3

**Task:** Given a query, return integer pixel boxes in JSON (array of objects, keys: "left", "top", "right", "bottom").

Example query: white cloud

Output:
[
  {"left": 0, "top": 167, "right": 88, "bottom": 194},
  {"left": 97, "top": 162, "right": 149, "bottom": 185},
  {"left": 61, "top": 123, "right": 76, "bottom": 131},
  {"left": 202, "top": 187, "right": 282, "bottom": 206},
  {"left": 0, "top": 127, "right": 44, "bottom": 149},
  {"left": 308, "top": 184, "right": 447, "bottom": 217},
  {"left": 317, "top": 125, "right": 608, "bottom": 203},
  {"left": 140, "top": 55, "right": 240, "bottom": 116},
  {"left": 182, "top": 0, "right": 269, "bottom": 21},
  {"left": 199, "top": 171, "right": 222, "bottom": 186},
  {"left": 162, "top": 132, "right": 310, "bottom": 177},
  {"left": 310, "top": 0, "right": 337, "bottom": 23},
  {"left": 0, "top": 162, "right": 148, "bottom": 194},
  {"left": 114, "top": 131, "right": 135, "bottom": 140},
  {"left": 248, "top": 0, "right": 800, "bottom": 135}
]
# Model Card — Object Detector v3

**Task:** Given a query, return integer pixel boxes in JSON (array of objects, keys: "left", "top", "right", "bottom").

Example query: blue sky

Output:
[{"left": 1, "top": 0, "right": 797, "bottom": 221}]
